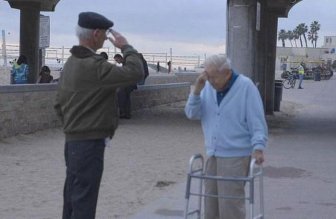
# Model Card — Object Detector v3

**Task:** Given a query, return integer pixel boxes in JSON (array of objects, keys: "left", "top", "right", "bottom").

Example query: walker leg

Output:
[
  {"left": 184, "top": 174, "right": 191, "bottom": 219},
  {"left": 197, "top": 177, "right": 202, "bottom": 219},
  {"left": 184, "top": 154, "right": 205, "bottom": 219},
  {"left": 249, "top": 179, "right": 254, "bottom": 219},
  {"left": 259, "top": 170, "right": 264, "bottom": 219}
]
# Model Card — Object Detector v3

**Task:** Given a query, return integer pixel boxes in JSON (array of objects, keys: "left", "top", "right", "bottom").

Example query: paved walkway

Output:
[{"left": 131, "top": 77, "right": 336, "bottom": 219}]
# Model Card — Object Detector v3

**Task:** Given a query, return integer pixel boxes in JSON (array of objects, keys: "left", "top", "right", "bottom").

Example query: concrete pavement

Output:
[{"left": 131, "top": 77, "right": 336, "bottom": 219}]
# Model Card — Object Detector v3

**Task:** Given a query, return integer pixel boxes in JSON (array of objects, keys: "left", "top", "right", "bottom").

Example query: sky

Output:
[
  {"left": 0, "top": 0, "right": 335, "bottom": 56},
  {"left": 277, "top": 0, "right": 336, "bottom": 47}
]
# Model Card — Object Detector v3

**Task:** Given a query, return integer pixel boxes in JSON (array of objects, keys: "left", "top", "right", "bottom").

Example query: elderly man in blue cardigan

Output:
[{"left": 185, "top": 54, "right": 268, "bottom": 219}]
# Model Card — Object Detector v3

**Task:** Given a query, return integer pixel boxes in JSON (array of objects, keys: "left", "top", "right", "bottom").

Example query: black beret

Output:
[{"left": 78, "top": 12, "right": 114, "bottom": 30}]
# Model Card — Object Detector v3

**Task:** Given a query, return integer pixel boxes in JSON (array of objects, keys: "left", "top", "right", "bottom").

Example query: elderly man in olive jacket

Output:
[{"left": 54, "top": 12, "right": 144, "bottom": 219}]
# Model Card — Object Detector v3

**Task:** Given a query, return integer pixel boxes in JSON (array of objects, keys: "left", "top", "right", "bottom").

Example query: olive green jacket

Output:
[{"left": 54, "top": 45, "right": 144, "bottom": 141}]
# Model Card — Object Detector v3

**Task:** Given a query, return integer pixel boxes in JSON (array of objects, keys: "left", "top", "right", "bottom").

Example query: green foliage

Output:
[
  {"left": 278, "top": 29, "right": 287, "bottom": 47},
  {"left": 309, "top": 21, "right": 321, "bottom": 48},
  {"left": 279, "top": 21, "right": 320, "bottom": 48}
]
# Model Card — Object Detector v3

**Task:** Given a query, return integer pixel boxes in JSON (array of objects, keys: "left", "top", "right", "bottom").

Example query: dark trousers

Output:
[
  {"left": 117, "top": 86, "right": 134, "bottom": 117},
  {"left": 298, "top": 74, "right": 304, "bottom": 88},
  {"left": 63, "top": 139, "right": 105, "bottom": 219}
]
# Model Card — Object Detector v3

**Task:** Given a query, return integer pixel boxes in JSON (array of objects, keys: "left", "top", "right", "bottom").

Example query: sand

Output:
[{"left": 0, "top": 101, "right": 204, "bottom": 219}]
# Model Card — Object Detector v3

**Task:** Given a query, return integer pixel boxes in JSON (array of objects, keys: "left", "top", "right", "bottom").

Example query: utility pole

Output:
[
  {"left": 198, "top": 55, "right": 200, "bottom": 68},
  {"left": 169, "top": 48, "right": 173, "bottom": 63},
  {"left": 169, "top": 48, "right": 173, "bottom": 73},
  {"left": 2, "top": 30, "right": 7, "bottom": 67}
]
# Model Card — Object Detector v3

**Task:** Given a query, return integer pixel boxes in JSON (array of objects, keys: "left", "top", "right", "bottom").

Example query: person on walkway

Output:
[
  {"left": 54, "top": 11, "right": 144, "bottom": 219},
  {"left": 37, "top": 65, "right": 53, "bottom": 83},
  {"left": 157, "top": 61, "right": 160, "bottom": 73},
  {"left": 114, "top": 53, "right": 148, "bottom": 118},
  {"left": 298, "top": 62, "right": 305, "bottom": 89},
  {"left": 185, "top": 54, "right": 268, "bottom": 219},
  {"left": 10, "top": 54, "right": 29, "bottom": 84},
  {"left": 114, "top": 53, "right": 137, "bottom": 119},
  {"left": 113, "top": 53, "right": 123, "bottom": 64},
  {"left": 167, "top": 60, "right": 172, "bottom": 73},
  {"left": 137, "top": 53, "right": 149, "bottom": 85},
  {"left": 100, "top": 51, "right": 108, "bottom": 60}
]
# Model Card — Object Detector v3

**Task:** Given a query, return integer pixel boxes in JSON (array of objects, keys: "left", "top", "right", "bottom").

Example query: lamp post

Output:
[{"left": 1, "top": 30, "right": 7, "bottom": 67}]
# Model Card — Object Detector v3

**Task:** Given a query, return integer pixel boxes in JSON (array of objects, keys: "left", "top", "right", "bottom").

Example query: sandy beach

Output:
[
  {"left": 0, "top": 98, "right": 298, "bottom": 219},
  {"left": 0, "top": 101, "right": 205, "bottom": 219},
  {"left": 0, "top": 59, "right": 194, "bottom": 219}
]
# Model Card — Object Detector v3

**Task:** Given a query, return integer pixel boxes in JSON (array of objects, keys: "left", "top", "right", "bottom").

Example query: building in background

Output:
[{"left": 276, "top": 36, "right": 336, "bottom": 73}]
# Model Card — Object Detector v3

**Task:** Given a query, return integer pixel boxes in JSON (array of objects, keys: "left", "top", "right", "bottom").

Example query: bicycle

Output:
[{"left": 283, "top": 71, "right": 297, "bottom": 89}]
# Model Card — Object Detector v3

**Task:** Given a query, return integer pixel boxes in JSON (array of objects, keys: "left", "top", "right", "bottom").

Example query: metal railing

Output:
[{"left": 1, "top": 44, "right": 204, "bottom": 70}]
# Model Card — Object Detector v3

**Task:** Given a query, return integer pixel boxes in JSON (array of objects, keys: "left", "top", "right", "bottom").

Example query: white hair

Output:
[
  {"left": 204, "top": 54, "right": 231, "bottom": 72},
  {"left": 76, "top": 25, "right": 94, "bottom": 40}
]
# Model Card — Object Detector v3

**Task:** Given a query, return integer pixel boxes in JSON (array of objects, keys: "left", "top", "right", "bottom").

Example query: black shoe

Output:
[{"left": 298, "top": 87, "right": 303, "bottom": 89}]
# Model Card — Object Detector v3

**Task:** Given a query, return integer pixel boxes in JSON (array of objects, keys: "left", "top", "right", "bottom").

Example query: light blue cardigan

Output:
[{"left": 185, "top": 74, "right": 268, "bottom": 157}]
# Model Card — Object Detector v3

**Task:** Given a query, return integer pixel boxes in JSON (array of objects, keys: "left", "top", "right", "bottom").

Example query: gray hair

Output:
[
  {"left": 76, "top": 25, "right": 94, "bottom": 40},
  {"left": 204, "top": 54, "right": 231, "bottom": 72}
]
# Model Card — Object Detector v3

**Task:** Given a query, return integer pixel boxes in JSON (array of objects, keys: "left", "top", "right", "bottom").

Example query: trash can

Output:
[
  {"left": 274, "top": 80, "right": 283, "bottom": 112},
  {"left": 314, "top": 70, "right": 321, "bottom": 81}
]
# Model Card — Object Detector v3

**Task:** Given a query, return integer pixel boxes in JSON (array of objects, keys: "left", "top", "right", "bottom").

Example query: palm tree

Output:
[
  {"left": 308, "top": 31, "right": 315, "bottom": 47},
  {"left": 287, "top": 30, "right": 294, "bottom": 47},
  {"left": 293, "top": 29, "right": 299, "bottom": 47},
  {"left": 295, "top": 25, "right": 304, "bottom": 47},
  {"left": 278, "top": 29, "right": 287, "bottom": 47},
  {"left": 311, "top": 21, "right": 321, "bottom": 48},
  {"left": 308, "top": 21, "right": 321, "bottom": 48},
  {"left": 298, "top": 23, "right": 308, "bottom": 47}
]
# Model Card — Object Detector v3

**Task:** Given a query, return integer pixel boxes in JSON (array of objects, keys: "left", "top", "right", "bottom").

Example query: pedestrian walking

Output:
[
  {"left": 298, "top": 62, "right": 305, "bottom": 89},
  {"left": 185, "top": 54, "right": 268, "bottom": 219}
]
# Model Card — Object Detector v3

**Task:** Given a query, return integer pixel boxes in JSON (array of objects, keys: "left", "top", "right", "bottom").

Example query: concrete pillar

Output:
[
  {"left": 227, "top": 0, "right": 281, "bottom": 114},
  {"left": 264, "top": 12, "right": 279, "bottom": 114},
  {"left": 20, "top": 3, "right": 40, "bottom": 83},
  {"left": 39, "top": 48, "right": 46, "bottom": 69},
  {"left": 255, "top": 0, "right": 267, "bottom": 111},
  {"left": 2, "top": 30, "right": 7, "bottom": 67},
  {"left": 226, "top": 0, "right": 258, "bottom": 80}
]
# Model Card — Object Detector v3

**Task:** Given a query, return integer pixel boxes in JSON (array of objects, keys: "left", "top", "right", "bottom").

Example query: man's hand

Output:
[
  {"left": 193, "top": 72, "right": 207, "bottom": 95},
  {"left": 252, "top": 150, "right": 264, "bottom": 165},
  {"left": 108, "top": 29, "right": 129, "bottom": 49}
]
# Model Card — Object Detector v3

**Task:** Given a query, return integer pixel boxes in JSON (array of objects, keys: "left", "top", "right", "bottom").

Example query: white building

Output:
[{"left": 323, "top": 36, "right": 336, "bottom": 48}]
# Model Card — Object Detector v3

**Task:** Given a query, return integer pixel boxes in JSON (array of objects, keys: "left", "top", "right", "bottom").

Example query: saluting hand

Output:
[{"left": 108, "top": 29, "right": 129, "bottom": 49}]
